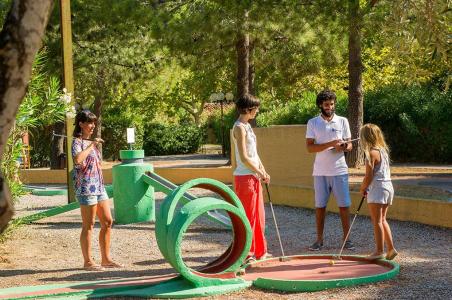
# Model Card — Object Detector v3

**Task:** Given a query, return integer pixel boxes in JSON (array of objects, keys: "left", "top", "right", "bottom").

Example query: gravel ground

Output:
[{"left": 0, "top": 190, "right": 451, "bottom": 299}]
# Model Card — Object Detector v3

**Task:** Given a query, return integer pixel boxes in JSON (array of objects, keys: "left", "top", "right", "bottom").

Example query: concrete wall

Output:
[
  {"left": 19, "top": 166, "right": 233, "bottom": 185},
  {"left": 231, "top": 125, "right": 315, "bottom": 186},
  {"left": 266, "top": 183, "right": 452, "bottom": 228}
]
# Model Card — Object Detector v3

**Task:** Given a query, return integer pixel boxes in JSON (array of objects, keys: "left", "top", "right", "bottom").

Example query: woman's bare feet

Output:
[
  {"left": 101, "top": 261, "right": 124, "bottom": 268},
  {"left": 84, "top": 261, "right": 104, "bottom": 271}
]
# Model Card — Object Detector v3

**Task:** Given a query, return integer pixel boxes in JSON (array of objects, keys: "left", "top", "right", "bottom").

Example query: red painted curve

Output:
[{"left": 242, "top": 256, "right": 394, "bottom": 281}]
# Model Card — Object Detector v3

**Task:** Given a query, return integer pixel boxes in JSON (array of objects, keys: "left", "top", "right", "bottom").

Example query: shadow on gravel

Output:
[
  {"left": 39, "top": 267, "right": 175, "bottom": 282},
  {"left": 0, "top": 268, "right": 82, "bottom": 277}
]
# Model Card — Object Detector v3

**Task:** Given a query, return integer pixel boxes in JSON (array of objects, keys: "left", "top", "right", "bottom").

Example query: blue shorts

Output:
[
  {"left": 76, "top": 192, "right": 109, "bottom": 206},
  {"left": 314, "top": 175, "right": 351, "bottom": 208}
]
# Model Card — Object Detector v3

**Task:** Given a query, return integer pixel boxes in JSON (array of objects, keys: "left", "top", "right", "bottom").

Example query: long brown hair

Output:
[{"left": 360, "top": 123, "right": 389, "bottom": 162}]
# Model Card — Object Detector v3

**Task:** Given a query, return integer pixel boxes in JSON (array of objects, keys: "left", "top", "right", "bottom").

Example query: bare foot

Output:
[
  {"left": 367, "top": 252, "right": 385, "bottom": 260},
  {"left": 83, "top": 262, "right": 104, "bottom": 271},
  {"left": 101, "top": 261, "right": 124, "bottom": 268}
]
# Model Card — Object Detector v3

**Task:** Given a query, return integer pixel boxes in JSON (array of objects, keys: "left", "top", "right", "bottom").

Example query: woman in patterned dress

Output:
[{"left": 72, "top": 110, "right": 122, "bottom": 271}]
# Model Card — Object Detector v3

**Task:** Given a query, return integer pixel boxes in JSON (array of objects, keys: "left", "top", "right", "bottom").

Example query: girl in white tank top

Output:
[{"left": 359, "top": 124, "right": 398, "bottom": 261}]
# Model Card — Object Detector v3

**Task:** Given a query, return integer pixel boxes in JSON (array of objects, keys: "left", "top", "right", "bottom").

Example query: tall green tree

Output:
[
  {"left": 43, "top": 0, "right": 160, "bottom": 158},
  {"left": 149, "top": 1, "right": 345, "bottom": 112}
]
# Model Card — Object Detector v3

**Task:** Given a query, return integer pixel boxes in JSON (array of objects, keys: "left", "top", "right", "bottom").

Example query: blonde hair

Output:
[{"left": 360, "top": 123, "right": 390, "bottom": 162}]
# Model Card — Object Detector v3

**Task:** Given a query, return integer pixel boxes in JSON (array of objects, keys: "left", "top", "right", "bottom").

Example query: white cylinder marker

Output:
[{"left": 127, "top": 128, "right": 135, "bottom": 144}]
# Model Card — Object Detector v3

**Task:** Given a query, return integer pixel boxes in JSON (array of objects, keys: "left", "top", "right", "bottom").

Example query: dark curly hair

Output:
[{"left": 316, "top": 90, "right": 337, "bottom": 108}]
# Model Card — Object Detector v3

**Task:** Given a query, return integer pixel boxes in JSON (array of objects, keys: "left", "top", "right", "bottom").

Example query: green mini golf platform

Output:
[
  {"left": 242, "top": 254, "right": 399, "bottom": 292},
  {"left": 2, "top": 178, "right": 400, "bottom": 299}
]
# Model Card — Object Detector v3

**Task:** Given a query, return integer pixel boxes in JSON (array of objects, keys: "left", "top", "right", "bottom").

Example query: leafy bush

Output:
[
  {"left": 1, "top": 51, "right": 69, "bottom": 201},
  {"left": 364, "top": 84, "right": 451, "bottom": 163},
  {"left": 257, "top": 91, "right": 348, "bottom": 126},
  {"left": 102, "top": 107, "right": 144, "bottom": 160},
  {"left": 205, "top": 86, "right": 450, "bottom": 163},
  {"left": 143, "top": 123, "right": 205, "bottom": 156},
  {"left": 29, "top": 126, "right": 53, "bottom": 168},
  {"left": 206, "top": 106, "right": 237, "bottom": 157}
]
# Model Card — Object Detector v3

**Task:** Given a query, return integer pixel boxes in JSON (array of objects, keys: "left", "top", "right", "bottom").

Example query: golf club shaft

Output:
[
  {"left": 337, "top": 196, "right": 366, "bottom": 259},
  {"left": 265, "top": 183, "right": 285, "bottom": 257},
  {"left": 52, "top": 131, "right": 98, "bottom": 142}
]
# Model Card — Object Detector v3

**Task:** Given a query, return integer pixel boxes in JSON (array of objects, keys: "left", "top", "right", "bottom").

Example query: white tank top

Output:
[{"left": 233, "top": 121, "right": 259, "bottom": 176}]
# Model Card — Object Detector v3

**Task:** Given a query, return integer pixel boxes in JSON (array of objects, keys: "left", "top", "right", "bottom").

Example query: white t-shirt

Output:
[{"left": 306, "top": 114, "right": 351, "bottom": 176}]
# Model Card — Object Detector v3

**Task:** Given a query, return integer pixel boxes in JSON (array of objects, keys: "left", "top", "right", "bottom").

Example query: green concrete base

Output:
[
  {"left": 93, "top": 277, "right": 252, "bottom": 299},
  {"left": 0, "top": 276, "right": 250, "bottom": 299},
  {"left": 13, "top": 202, "right": 80, "bottom": 225},
  {"left": 25, "top": 184, "right": 114, "bottom": 198},
  {"left": 31, "top": 189, "right": 68, "bottom": 196}
]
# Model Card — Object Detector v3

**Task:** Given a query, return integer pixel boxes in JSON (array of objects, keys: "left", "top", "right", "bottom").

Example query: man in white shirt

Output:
[{"left": 305, "top": 90, "right": 354, "bottom": 251}]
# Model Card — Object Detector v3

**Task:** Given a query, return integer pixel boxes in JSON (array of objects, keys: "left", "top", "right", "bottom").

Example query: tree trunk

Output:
[
  {"left": 236, "top": 32, "right": 249, "bottom": 98},
  {"left": 92, "top": 69, "right": 105, "bottom": 154},
  {"left": 248, "top": 39, "right": 255, "bottom": 95},
  {"left": 50, "top": 122, "right": 65, "bottom": 169},
  {"left": 92, "top": 96, "right": 103, "bottom": 154},
  {"left": 0, "top": 0, "right": 54, "bottom": 232},
  {"left": 346, "top": 0, "right": 364, "bottom": 168}
]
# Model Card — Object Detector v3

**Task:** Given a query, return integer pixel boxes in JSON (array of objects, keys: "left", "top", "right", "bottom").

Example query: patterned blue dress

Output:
[{"left": 71, "top": 138, "right": 104, "bottom": 196}]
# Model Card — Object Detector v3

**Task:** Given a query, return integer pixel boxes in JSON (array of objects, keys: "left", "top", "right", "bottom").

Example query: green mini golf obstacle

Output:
[
  {"left": 155, "top": 178, "right": 252, "bottom": 289},
  {"left": 141, "top": 171, "right": 231, "bottom": 228}
]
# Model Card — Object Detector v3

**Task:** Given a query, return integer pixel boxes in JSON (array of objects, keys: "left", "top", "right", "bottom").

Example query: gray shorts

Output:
[
  {"left": 76, "top": 191, "right": 109, "bottom": 206},
  {"left": 367, "top": 185, "right": 394, "bottom": 205}
]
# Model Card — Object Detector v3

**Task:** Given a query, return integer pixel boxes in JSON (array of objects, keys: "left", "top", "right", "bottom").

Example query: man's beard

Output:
[{"left": 320, "top": 107, "right": 334, "bottom": 117}]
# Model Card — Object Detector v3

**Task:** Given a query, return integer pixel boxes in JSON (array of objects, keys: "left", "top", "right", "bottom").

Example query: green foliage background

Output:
[{"left": 1, "top": 0, "right": 450, "bottom": 166}]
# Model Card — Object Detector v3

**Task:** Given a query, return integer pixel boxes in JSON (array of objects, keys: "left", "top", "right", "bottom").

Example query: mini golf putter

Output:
[
  {"left": 264, "top": 183, "right": 290, "bottom": 262},
  {"left": 332, "top": 195, "right": 367, "bottom": 264}
]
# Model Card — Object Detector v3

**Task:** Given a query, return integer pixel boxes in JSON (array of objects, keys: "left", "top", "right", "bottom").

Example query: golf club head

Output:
[
  {"left": 279, "top": 256, "right": 291, "bottom": 262},
  {"left": 236, "top": 268, "right": 246, "bottom": 276}
]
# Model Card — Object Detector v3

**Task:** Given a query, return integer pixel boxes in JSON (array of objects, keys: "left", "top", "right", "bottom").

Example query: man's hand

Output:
[{"left": 333, "top": 140, "right": 346, "bottom": 152}]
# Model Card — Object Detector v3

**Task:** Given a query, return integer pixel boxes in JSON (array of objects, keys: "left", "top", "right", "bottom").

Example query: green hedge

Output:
[
  {"left": 207, "top": 108, "right": 237, "bottom": 157},
  {"left": 257, "top": 91, "right": 348, "bottom": 126},
  {"left": 206, "top": 86, "right": 450, "bottom": 163},
  {"left": 143, "top": 123, "right": 205, "bottom": 156},
  {"left": 102, "top": 108, "right": 144, "bottom": 161},
  {"left": 364, "top": 85, "right": 451, "bottom": 163}
]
